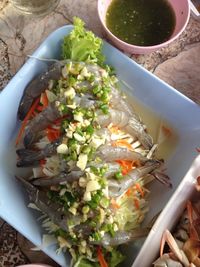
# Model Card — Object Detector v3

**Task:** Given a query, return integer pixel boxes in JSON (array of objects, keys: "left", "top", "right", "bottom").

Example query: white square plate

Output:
[{"left": 0, "top": 25, "right": 200, "bottom": 267}]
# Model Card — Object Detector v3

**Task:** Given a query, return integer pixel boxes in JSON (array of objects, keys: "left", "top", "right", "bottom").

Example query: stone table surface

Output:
[{"left": 0, "top": 0, "right": 200, "bottom": 266}]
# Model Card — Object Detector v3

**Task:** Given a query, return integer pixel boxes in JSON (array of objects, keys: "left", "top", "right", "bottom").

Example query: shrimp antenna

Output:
[{"left": 27, "top": 55, "right": 60, "bottom": 63}]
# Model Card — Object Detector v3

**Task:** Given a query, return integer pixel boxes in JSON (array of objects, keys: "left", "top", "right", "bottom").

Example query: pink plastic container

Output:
[
  {"left": 16, "top": 265, "right": 53, "bottom": 267},
  {"left": 98, "top": 0, "right": 190, "bottom": 54}
]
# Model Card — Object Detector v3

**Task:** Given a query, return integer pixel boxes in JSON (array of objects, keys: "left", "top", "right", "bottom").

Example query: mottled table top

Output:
[{"left": 0, "top": 1, "right": 200, "bottom": 266}]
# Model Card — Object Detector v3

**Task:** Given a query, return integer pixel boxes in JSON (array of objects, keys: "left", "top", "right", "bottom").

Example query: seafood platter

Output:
[{"left": 0, "top": 18, "right": 200, "bottom": 267}]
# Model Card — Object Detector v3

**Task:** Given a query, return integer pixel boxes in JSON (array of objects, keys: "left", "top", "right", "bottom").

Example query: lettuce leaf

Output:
[
  {"left": 74, "top": 257, "right": 100, "bottom": 267},
  {"left": 74, "top": 248, "right": 125, "bottom": 267},
  {"left": 62, "top": 17, "right": 105, "bottom": 65},
  {"left": 109, "top": 249, "right": 126, "bottom": 267}
]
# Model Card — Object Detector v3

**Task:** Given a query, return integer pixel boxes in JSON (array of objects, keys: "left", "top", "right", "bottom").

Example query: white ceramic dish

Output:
[
  {"left": 1, "top": 25, "right": 200, "bottom": 267},
  {"left": 135, "top": 155, "right": 200, "bottom": 267}
]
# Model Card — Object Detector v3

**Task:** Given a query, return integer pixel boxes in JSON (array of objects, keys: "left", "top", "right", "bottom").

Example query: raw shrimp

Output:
[
  {"left": 16, "top": 138, "right": 62, "bottom": 167},
  {"left": 18, "top": 60, "right": 106, "bottom": 121},
  {"left": 74, "top": 94, "right": 96, "bottom": 108},
  {"left": 16, "top": 176, "right": 94, "bottom": 234},
  {"left": 97, "top": 145, "right": 148, "bottom": 162},
  {"left": 23, "top": 102, "right": 61, "bottom": 148},
  {"left": 126, "top": 117, "right": 153, "bottom": 150},
  {"left": 93, "top": 228, "right": 149, "bottom": 247},
  {"left": 32, "top": 163, "right": 121, "bottom": 187},
  {"left": 97, "top": 109, "right": 153, "bottom": 149},
  {"left": 18, "top": 61, "right": 64, "bottom": 121},
  {"left": 108, "top": 160, "right": 161, "bottom": 197},
  {"left": 101, "top": 162, "right": 121, "bottom": 178},
  {"left": 97, "top": 109, "right": 130, "bottom": 128},
  {"left": 32, "top": 170, "right": 84, "bottom": 186},
  {"left": 110, "top": 86, "right": 140, "bottom": 121},
  {"left": 16, "top": 175, "right": 71, "bottom": 232}
]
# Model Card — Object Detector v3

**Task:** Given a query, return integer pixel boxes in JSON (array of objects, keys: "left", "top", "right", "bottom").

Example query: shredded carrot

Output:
[
  {"left": 133, "top": 197, "right": 140, "bottom": 209},
  {"left": 54, "top": 115, "right": 68, "bottom": 125},
  {"left": 113, "top": 139, "right": 133, "bottom": 150},
  {"left": 97, "top": 247, "right": 108, "bottom": 267},
  {"left": 32, "top": 110, "right": 39, "bottom": 117},
  {"left": 40, "top": 159, "right": 46, "bottom": 166},
  {"left": 15, "top": 97, "right": 40, "bottom": 146},
  {"left": 135, "top": 183, "right": 144, "bottom": 198},
  {"left": 46, "top": 127, "right": 60, "bottom": 142},
  {"left": 111, "top": 198, "right": 120, "bottom": 209},
  {"left": 35, "top": 91, "right": 49, "bottom": 112},
  {"left": 116, "top": 160, "right": 134, "bottom": 175},
  {"left": 125, "top": 188, "right": 132, "bottom": 196},
  {"left": 36, "top": 105, "right": 44, "bottom": 112},
  {"left": 109, "top": 126, "right": 119, "bottom": 134}
]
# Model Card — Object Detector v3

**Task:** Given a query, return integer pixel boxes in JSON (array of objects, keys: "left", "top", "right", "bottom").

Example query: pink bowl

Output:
[
  {"left": 98, "top": 0, "right": 190, "bottom": 54},
  {"left": 16, "top": 265, "right": 53, "bottom": 267}
]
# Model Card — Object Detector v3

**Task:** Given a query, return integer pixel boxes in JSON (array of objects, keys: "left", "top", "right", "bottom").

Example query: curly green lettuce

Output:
[
  {"left": 74, "top": 249, "right": 125, "bottom": 267},
  {"left": 62, "top": 17, "right": 105, "bottom": 65}
]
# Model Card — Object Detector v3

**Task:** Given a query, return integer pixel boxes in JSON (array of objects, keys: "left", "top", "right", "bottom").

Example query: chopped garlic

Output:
[
  {"left": 69, "top": 206, "right": 77, "bottom": 215},
  {"left": 82, "top": 119, "right": 90, "bottom": 127},
  {"left": 66, "top": 130, "right": 73, "bottom": 138},
  {"left": 90, "top": 135, "right": 105, "bottom": 149},
  {"left": 102, "top": 186, "right": 109, "bottom": 198},
  {"left": 83, "top": 191, "right": 91, "bottom": 201},
  {"left": 67, "top": 103, "right": 77, "bottom": 109},
  {"left": 81, "top": 66, "right": 90, "bottom": 78},
  {"left": 57, "top": 144, "right": 68, "bottom": 154},
  {"left": 55, "top": 100, "right": 60, "bottom": 107},
  {"left": 76, "top": 144, "right": 81, "bottom": 155},
  {"left": 86, "top": 180, "right": 101, "bottom": 192},
  {"left": 107, "top": 216, "right": 114, "bottom": 224},
  {"left": 86, "top": 171, "right": 97, "bottom": 181},
  {"left": 99, "top": 208, "right": 105, "bottom": 224},
  {"left": 74, "top": 113, "right": 83, "bottom": 123},
  {"left": 113, "top": 223, "right": 118, "bottom": 232},
  {"left": 68, "top": 123, "right": 77, "bottom": 132},
  {"left": 60, "top": 188, "right": 67, "bottom": 196},
  {"left": 74, "top": 133, "right": 85, "bottom": 143},
  {"left": 79, "top": 177, "right": 87, "bottom": 187},
  {"left": 81, "top": 240, "right": 87, "bottom": 247},
  {"left": 64, "top": 87, "right": 76, "bottom": 99},
  {"left": 77, "top": 154, "right": 88, "bottom": 171}
]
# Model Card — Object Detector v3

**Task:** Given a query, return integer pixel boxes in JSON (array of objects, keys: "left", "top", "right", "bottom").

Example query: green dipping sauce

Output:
[{"left": 106, "top": 0, "right": 176, "bottom": 46}]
